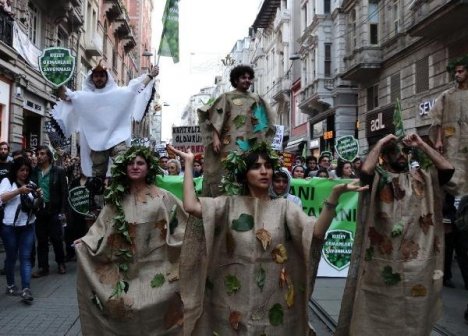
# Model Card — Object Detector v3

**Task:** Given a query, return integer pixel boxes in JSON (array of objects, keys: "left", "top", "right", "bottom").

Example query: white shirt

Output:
[{"left": 0, "top": 178, "right": 36, "bottom": 226}]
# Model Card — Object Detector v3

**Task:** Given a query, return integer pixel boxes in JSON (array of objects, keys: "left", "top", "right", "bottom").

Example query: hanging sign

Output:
[
  {"left": 335, "top": 135, "right": 359, "bottom": 162},
  {"left": 39, "top": 47, "right": 76, "bottom": 87}
]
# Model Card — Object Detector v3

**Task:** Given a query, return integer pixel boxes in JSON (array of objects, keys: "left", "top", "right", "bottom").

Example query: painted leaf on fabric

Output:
[
  {"left": 391, "top": 221, "right": 404, "bottom": 237},
  {"left": 252, "top": 103, "right": 269, "bottom": 133},
  {"left": 164, "top": 292, "right": 184, "bottom": 329},
  {"left": 256, "top": 228, "right": 272, "bottom": 251},
  {"left": 271, "top": 244, "right": 288, "bottom": 264},
  {"left": 268, "top": 303, "right": 284, "bottom": 326},
  {"left": 91, "top": 291, "right": 104, "bottom": 311},
  {"left": 233, "top": 115, "right": 247, "bottom": 129},
  {"left": 151, "top": 273, "right": 166, "bottom": 288},
  {"left": 411, "top": 284, "right": 427, "bottom": 297},
  {"left": 391, "top": 178, "right": 405, "bottom": 200},
  {"left": 226, "top": 231, "right": 236, "bottom": 257},
  {"left": 235, "top": 137, "right": 257, "bottom": 152},
  {"left": 231, "top": 214, "right": 254, "bottom": 232},
  {"left": 368, "top": 227, "right": 384, "bottom": 245},
  {"left": 225, "top": 274, "right": 241, "bottom": 295},
  {"left": 110, "top": 280, "right": 129, "bottom": 298},
  {"left": 222, "top": 134, "right": 231, "bottom": 145},
  {"left": 256, "top": 264, "right": 266, "bottom": 291},
  {"left": 381, "top": 266, "right": 401, "bottom": 286},
  {"left": 229, "top": 310, "right": 242, "bottom": 331},
  {"left": 400, "top": 239, "right": 420, "bottom": 261},
  {"left": 419, "top": 214, "right": 433, "bottom": 234},
  {"left": 378, "top": 237, "right": 393, "bottom": 255},
  {"left": 379, "top": 184, "right": 394, "bottom": 203},
  {"left": 285, "top": 284, "right": 295, "bottom": 308},
  {"left": 279, "top": 267, "right": 288, "bottom": 288}
]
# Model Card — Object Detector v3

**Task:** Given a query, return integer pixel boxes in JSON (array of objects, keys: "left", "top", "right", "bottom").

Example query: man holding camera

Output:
[{"left": 31, "top": 146, "right": 68, "bottom": 277}]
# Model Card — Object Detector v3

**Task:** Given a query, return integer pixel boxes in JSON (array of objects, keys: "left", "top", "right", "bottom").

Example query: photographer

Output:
[{"left": 0, "top": 157, "right": 42, "bottom": 304}]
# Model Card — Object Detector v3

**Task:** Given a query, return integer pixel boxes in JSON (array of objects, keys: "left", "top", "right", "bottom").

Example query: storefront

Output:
[
  {"left": 365, "top": 105, "right": 395, "bottom": 146},
  {"left": 0, "top": 78, "right": 11, "bottom": 141},
  {"left": 22, "top": 91, "right": 45, "bottom": 151}
]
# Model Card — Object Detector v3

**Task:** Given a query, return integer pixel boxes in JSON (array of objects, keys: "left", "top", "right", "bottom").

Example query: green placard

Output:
[
  {"left": 68, "top": 186, "right": 90, "bottom": 215},
  {"left": 39, "top": 47, "right": 76, "bottom": 88},
  {"left": 335, "top": 135, "right": 359, "bottom": 162}
]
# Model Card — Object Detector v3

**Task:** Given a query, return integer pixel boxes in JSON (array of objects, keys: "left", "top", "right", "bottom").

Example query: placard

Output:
[{"left": 39, "top": 47, "right": 76, "bottom": 87}]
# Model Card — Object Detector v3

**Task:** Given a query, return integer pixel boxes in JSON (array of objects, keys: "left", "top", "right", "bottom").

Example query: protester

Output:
[
  {"left": 167, "top": 158, "right": 181, "bottom": 176},
  {"left": 336, "top": 160, "right": 356, "bottom": 178},
  {"left": 193, "top": 159, "right": 203, "bottom": 177},
  {"left": 198, "top": 64, "right": 276, "bottom": 196},
  {"left": 336, "top": 133, "right": 454, "bottom": 335},
  {"left": 169, "top": 142, "right": 366, "bottom": 335},
  {"left": 305, "top": 155, "right": 318, "bottom": 177},
  {"left": 291, "top": 164, "right": 306, "bottom": 179},
  {"left": 74, "top": 146, "right": 187, "bottom": 335},
  {"left": 159, "top": 155, "right": 169, "bottom": 175},
  {"left": 269, "top": 168, "right": 302, "bottom": 207},
  {"left": 0, "top": 141, "right": 12, "bottom": 275},
  {"left": 352, "top": 157, "right": 362, "bottom": 178},
  {"left": 0, "top": 157, "right": 42, "bottom": 304},
  {"left": 315, "top": 168, "right": 330, "bottom": 178}
]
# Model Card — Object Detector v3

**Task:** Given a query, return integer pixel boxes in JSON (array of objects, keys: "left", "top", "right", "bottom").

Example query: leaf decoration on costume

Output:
[
  {"left": 222, "top": 134, "right": 231, "bottom": 145},
  {"left": 411, "top": 284, "right": 427, "bottom": 297},
  {"left": 279, "top": 267, "right": 288, "bottom": 288},
  {"left": 226, "top": 231, "right": 236, "bottom": 258},
  {"left": 252, "top": 103, "right": 269, "bottom": 133},
  {"left": 268, "top": 303, "right": 284, "bottom": 326},
  {"left": 169, "top": 205, "right": 178, "bottom": 234},
  {"left": 229, "top": 310, "right": 242, "bottom": 331},
  {"left": 381, "top": 266, "right": 401, "bottom": 286},
  {"left": 400, "top": 239, "right": 420, "bottom": 261},
  {"left": 225, "top": 274, "right": 241, "bottom": 295},
  {"left": 391, "top": 178, "right": 405, "bottom": 200},
  {"left": 434, "top": 236, "right": 441, "bottom": 254},
  {"left": 231, "top": 214, "right": 254, "bottom": 232},
  {"left": 155, "top": 219, "right": 168, "bottom": 240},
  {"left": 235, "top": 137, "right": 257, "bottom": 152},
  {"left": 110, "top": 280, "right": 129, "bottom": 298},
  {"left": 256, "top": 264, "right": 266, "bottom": 291},
  {"left": 91, "top": 291, "right": 104, "bottom": 311},
  {"left": 378, "top": 237, "right": 393, "bottom": 255},
  {"left": 271, "top": 244, "right": 288, "bottom": 264},
  {"left": 116, "top": 248, "right": 133, "bottom": 261},
  {"left": 285, "top": 284, "right": 295, "bottom": 308},
  {"left": 419, "top": 213, "right": 433, "bottom": 234},
  {"left": 233, "top": 115, "right": 247, "bottom": 129},
  {"left": 106, "top": 296, "right": 134, "bottom": 320},
  {"left": 164, "top": 292, "right": 184, "bottom": 329},
  {"left": 365, "top": 246, "right": 374, "bottom": 261},
  {"left": 166, "top": 262, "right": 180, "bottom": 282},
  {"left": 150, "top": 273, "right": 166, "bottom": 288},
  {"left": 118, "top": 263, "right": 129, "bottom": 274},
  {"left": 95, "top": 264, "right": 120, "bottom": 285},
  {"left": 379, "top": 184, "right": 394, "bottom": 203},
  {"left": 256, "top": 228, "right": 272, "bottom": 251},
  {"left": 391, "top": 221, "right": 404, "bottom": 237}
]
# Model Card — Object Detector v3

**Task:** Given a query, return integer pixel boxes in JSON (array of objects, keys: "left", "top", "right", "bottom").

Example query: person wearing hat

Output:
[{"left": 51, "top": 61, "right": 159, "bottom": 195}]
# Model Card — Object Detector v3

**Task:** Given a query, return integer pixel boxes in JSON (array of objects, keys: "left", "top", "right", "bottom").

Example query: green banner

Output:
[
  {"left": 156, "top": 176, "right": 357, "bottom": 276},
  {"left": 38, "top": 47, "right": 76, "bottom": 87},
  {"left": 158, "top": 0, "right": 179, "bottom": 63}
]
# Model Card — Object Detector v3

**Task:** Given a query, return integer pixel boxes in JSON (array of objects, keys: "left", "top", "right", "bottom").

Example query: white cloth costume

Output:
[{"left": 51, "top": 71, "right": 154, "bottom": 176}]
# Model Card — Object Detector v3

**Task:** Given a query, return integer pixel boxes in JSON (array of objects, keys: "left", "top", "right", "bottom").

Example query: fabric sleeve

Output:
[
  {"left": 81, "top": 205, "right": 114, "bottom": 254},
  {"left": 430, "top": 92, "right": 445, "bottom": 127},
  {"left": 360, "top": 170, "right": 375, "bottom": 187},
  {"left": 0, "top": 177, "right": 11, "bottom": 194},
  {"left": 207, "top": 94, "right": 229, "bottom": 138},
  {"left": 438, "top": 168, "right": 455, "bottom": 186},
  {"left": 162, "top": 191, "right": 189, "bottom": 248}
]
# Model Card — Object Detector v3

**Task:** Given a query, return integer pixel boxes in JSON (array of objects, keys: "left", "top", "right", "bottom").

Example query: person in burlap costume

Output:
[
  {"left": 335, "top": 133, "right": 454, "bottom": 336},
  {"left": 169, "top": 142, "right": 367, "bottom": 335},
  {"left": 197, "top": 64, "right": 276, "bottom": 196},
  {"left": 74, "top": 147, "right": 188, "bottom": 335}
]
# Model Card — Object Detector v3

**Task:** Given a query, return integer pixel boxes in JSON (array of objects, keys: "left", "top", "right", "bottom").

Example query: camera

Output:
[{"left": 26, "top": 181, "right": 38, "bottom": 190}]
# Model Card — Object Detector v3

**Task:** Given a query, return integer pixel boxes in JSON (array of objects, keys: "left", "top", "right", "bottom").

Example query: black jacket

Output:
[{"left": 31, "top": 165, "right": 68, "bottom": 214}]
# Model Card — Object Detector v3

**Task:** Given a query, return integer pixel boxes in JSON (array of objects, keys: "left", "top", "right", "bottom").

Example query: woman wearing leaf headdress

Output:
[
  {"left": 74, "top": 146, "right": 188, "bottom": 335},
  {"left": 169, "top": 142, "right": 366, "bottom": 335}
]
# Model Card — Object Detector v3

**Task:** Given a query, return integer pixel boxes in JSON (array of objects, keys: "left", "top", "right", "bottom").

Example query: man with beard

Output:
[
  {"left": 52, "top": 62, "right": 159, "bottom": 192},
  {"left": 336, "top": 133, "right": 454, "bottom": 335}
]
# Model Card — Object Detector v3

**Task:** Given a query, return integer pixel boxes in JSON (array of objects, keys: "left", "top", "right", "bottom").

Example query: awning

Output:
[{"left": 284, "top": 137, "right": 306, "bottom": 152}]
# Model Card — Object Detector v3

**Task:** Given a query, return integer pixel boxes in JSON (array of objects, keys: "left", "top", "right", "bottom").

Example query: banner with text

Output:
[
  {"left": 156, "top": 176, "right": 357, "bottom": 277},
  {"left": 172, "top": 125, "right": 204, "bottom": 154}
]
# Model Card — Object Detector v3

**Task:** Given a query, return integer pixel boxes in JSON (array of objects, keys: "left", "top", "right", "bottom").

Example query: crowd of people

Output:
[{"left": 1, "top": 60, "right": 467, "bottom": 335}]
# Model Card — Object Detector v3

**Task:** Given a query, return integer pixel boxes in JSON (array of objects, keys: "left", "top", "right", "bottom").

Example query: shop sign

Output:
[
  {"left": 335, "top": 135, "right": 359, "bottom": 162},
  {"left": 366, "top": 108, "right": 394, "bottom": 138},
  {"left": 39, "top": 47, "right": 76, "bottom": 87},
  {"left": 323, "top": 130, "right": 334, "bottom": 140},
  {"left": 419, "top": 99, "right": 435, "bottom": 116},
  {"left": 271, "top": 125, "right": 284, "bottom": 151}
]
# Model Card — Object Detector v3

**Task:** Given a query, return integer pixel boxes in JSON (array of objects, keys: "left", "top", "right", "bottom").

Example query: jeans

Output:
[
  {"left": 0, "top": 224, "right": 35, "bottom": 289},
  {"left": 35, "top": 211, "right": 65, "bottom": 269}
]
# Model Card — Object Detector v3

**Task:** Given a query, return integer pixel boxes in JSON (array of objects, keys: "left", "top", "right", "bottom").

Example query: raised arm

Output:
[
  {"left": 361, "top": 134, "right": 398, "bottom": 175},
  {"left": 402, "top": 133, "right": 453, "bottom": 170},
  {"left": 142, "top": 65, "right": 159, "bottom": 87},
  {"left": 313, "top": 180, "right": 368, "bottom": 239},
  {"left": 167, "top": 145, "right": 202, "bottom": 218}
]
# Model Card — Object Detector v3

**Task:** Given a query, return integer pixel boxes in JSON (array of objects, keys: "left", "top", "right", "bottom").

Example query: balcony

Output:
[
  {"left": 123, "top": 34, "right": 136, "bottom": 53},
  {"left": 252, "top": 0, "right": 281, "bottom": 29},
  {"left": 84, "top": 24, "right": 104, "bottom": 56},
  {"left": 342, "top": 46, "right": 382, "bottom": 82},
  {"left": 408, "top": 0, "right": 468, "bottom": 38},
  {"left": 104, "top": 0, "right": 123, "bottom": 22},
  {"left": 113, "top": 18, "right": 131, "bottom": 38},
  {"left": 272, "top": 77, "right": 291, "bottom": 102},
  {"left": 273, "top": 8, "right": 290, "bottom": 31},
  {"left": 0, "top": 9, "right": 13, "bottom": 48},
  {"left": 299, "top": 79, "right": 333, "bottom": 115}
]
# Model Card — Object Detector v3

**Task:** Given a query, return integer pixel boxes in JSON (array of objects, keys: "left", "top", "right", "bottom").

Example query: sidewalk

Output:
[
  {"left": 0, "top": 252, "right": 81, "bottom": 336},
  {"left": 312, "top": 265, "right": 468, "bottom": 335}
]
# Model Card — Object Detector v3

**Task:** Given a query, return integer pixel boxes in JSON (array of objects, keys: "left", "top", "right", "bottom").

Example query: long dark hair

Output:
[
  {"left": 7, "top": 157, "right": 32, "bottom": 185},
  {"left": 237, "top": 151, "right": 274, "bottom": 195}
]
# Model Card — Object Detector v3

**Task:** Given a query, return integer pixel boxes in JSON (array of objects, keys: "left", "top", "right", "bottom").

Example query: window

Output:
[
  {"left": 392, "top": 0, "right": 399, "bottom": 35},
  {"left": 369, "top": 0, "right": 379, "bottom": 45},
  {"left": 324, "top": 43, "right": 332, "bottom": 77},
  {"left": 28, "top": 1, "right": 41, "bottom": 47},
  {"left": 324, "top": 0, "right": 331, "bottom": 14},
  {"left": 302, "top": 3, "right": 308, "bottom": 30},
  {"left": 367, "top": 84, "right": 379, "bottom": 111},
  {"left": 57, "top": 29, "right": 68, "bottom": 47},
  {"left": 112, "top": 49, "right": 118, "bottom": 72},
  {"left": 416, "top": 57, "right": 429, "bottom": 93},
  {"left": 294, "top": 90, "right": 307, "bottom": 126},
  {"left": 349, "top": 10, "right": 356, "bottom": 49},
  {"left": 103, "top": 21, "right": 108, "bottom": 59},
  {"left": 390, "top": 73, "right": 401, "bottom": 103}
]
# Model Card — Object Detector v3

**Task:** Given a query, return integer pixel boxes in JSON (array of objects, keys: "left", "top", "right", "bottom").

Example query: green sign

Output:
[
  {"left": 68, "top": 186, "right": 90, "bottom": 215},
  {"left": 335, "top": 135, "right": 359, "bottom": 162},
  {"left": 322, "top": 229, "right": 354, "bottom": 271},
  {"left": 39, "top": 47, "right": 76, "bottom": 87}
]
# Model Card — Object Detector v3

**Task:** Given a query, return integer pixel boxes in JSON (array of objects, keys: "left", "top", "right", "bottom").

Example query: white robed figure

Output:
[{"left": 51, "top": 62, "right": 159, "bottom": 179}]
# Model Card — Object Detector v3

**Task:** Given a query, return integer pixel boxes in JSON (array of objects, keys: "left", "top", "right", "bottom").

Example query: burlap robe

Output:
[
  {"left": 336, "top": 169, "right": 444, "bottom": 336},
  {"left": 180, "top": 196, "right": 324, "bottom": 335},
  {"left": 429, "top": 87, "right": 468, "bottom": 196},
  {"left": 198, "top": 90, "right": 276, "bottom": 196},
  {"left": 76, "top": 188, "right": 187, "bottom": 336}
]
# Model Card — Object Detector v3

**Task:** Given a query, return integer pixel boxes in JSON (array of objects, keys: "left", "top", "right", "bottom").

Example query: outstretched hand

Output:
[
  {"left": 149, "top": 65, "right": 159, "bottom": 78},
  {"left": 167, "top": 145, "right": 194, "bottom": 164},
  {"left": 332, "top": 179, "right": 369, "bottom": 195}
]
